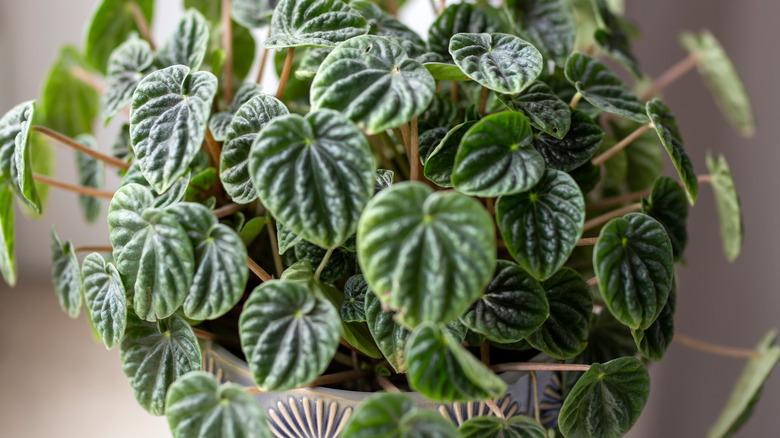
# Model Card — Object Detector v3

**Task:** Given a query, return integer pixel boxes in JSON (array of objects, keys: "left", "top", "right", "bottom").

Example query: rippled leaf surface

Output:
[
  {"left": 533, "top": 108, "right": 602, "bottom": 171},
  {"left": 497, "top": 81, "right": 571, "bottom": 138},
  {"left": 646, "top": 99, "right": 698, "bottom": 205},
  {"left": 264, "top": 0, "right": 369, "bottom": 48},
  {"left": 424, "top": 121, "right": 476, "bottom": 187},
  {"left": 208, "top": 83, "right": 263, "bottom": 142},
  {"left": 51, "top": 228, "right": 82, "bottom": 318},
  {"left": 294, "top": 239, "right": 356, "bottom": 283},
  {"left": 641, "top": 176, "right": 688, "bottom": 261},
  {"left": 0, "top": 100, "right": 40, "bottom": 213},
  {"left": 85, "top": 0, "right": 154, "bottom": 73},
  {"left": 428, "top": 3, "right": 509, "bottom": 60},
  {"left": 632, "top": 282, "right": 675, "bottom": 361},
  {"left": 102, "top": 37, "right": 154, "bottom": 123},
  {"left": 156, "top": 9, "right": 210, "bottom": 70},
  {"left": 364, "top": 290, "right": 410, "bottom": 372},
  {"left": 340, "top": 274, "right": 368, "bottom": 322},
  {"left": 512, "top": 0, "right": 575, "bottom": 67},
  {"left": 83, "top": 253, "right": 127, "bottom": 349},
  {"left": 459, "top": 415, "right": 546, "bottom": 438},
  {"left": 706, "top": 153, "right": 743, "bottom": 262}
]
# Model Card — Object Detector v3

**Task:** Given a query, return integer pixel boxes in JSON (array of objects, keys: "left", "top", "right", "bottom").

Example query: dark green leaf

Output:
[
  {"left": 593, "top": 213, "right": 673, "bottom": 329},
  {"left": 74, "top": 135, "right": 104, "bottom": 223},
  {"left": 569, "top": 161, "right": 600, "bottom": 195},
  {"left": 632, "top": 281, "right": 675, "bottom": 361},
  {"left": 238, "top": 280, "right": 341, "bottom": 391},
  {"left": 574, "top": 311, "right": 637, "bottom": 366},
  {"left": 85, "top": 0, "right": 155, "bottom": 73},
  {"left": 364, "top": 290, "right": 411, "bottom": 372},
  {"left": 558, "top": 357, "right": 650, "bottom": 438},
  {"left": 340, "top": 392, "right": 414, "bottom": 438},
  {"left": 461, "top": 260, "right": 548, "bottom": 343},
  {"left": 641, "top": 176, "right": 688, "bottom": 261},
  {"left": 423, "top": 62, "right": 470, "bottom": 81},
  {"left": 231, "top": 0, "right": 278, "bottom": 28},
  {"left": 295, "top": 239, "right": 356, "bottom": 283},
  {"left": 646, "top": 99, "right": 698, "bottom": 205},
  {"left": 82, "top": 252, "right": 127, "bottom": 349},
  {"left": 41, "top": 46, "right": 100, "bottom": 137},
  {"left": 418, "top": 127, "right": 448, "bottom": 165},
  {"left": 0, "top": 101, "right": 41, "bottom": 213},
  {"left": 496, "top": 169, "right": 585, "bottom": 280},
  {"left": 423, "top": 121, "right": 476, "bottom": 187},
  {"left": 459, "top": 415, "right": 546, "bottom": 438},
  {"left": 351, "top": 0, "right": 427, "bottom": 57},
  {"left": 533, "top": 109, "right": 603, "bottom": 171},
  {"left": 341, "top": 274, "right": 368, "bottom": 322},
  {"left": 51, "top": 227, "right": 83, "bottom": 318},
  {"left": 427, "top": 3, "right": 510, "bottom": 60},
  {"left": 264, "top": 0, "right": 369, "bottom": 48},
  {"left": 706, "top": 153, "right": 743, "bottom": 262},
  {"left": 208, "top": 83, "right": 263, "bottom": 142},
  {"left": 497, "top": 81, "right": 572, "bottom": 138},
  {"left": 120, "top": 313, "right": 202, "bottom": 415},
  {"left": 418, "top": 94, "right": 458, "bottom": 131},
  {"left": 0, "top": 185, "right": 15, "bottom": 286},
  {"left": 405, "top": 322, "right": 507, "bottom": 401},
  {"left": 249, "top": 109, "right": 375, "bottom": 249},
  {"left": 357, "top": 182, "right": 495, "bottom": 328},
  {"left": 102, "top": 36, "right": 154, "bottom": 123},
  {"left": 592, "top": 0, "right": 640, "bottom": 76},
  {"left": 512, "top": 0, "right": 576, "bottom": 67},
  {"left": 156, "top": 9, "right": 210, "bottom": 70}
]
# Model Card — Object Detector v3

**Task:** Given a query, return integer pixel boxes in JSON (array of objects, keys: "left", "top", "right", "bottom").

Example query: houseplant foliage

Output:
[{"left": 0, "top": 0, "right": 776, "bottom": 436}]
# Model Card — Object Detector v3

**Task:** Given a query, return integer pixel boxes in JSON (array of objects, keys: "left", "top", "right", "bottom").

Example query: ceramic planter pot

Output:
[{"left": 202, "top": 341, "right": 563, "bottom": 437}]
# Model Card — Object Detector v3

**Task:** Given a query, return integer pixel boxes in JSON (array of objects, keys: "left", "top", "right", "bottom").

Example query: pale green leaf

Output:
[
  {"left": 74, "top": 134, "right": 104, "bottom": 223},
  {"left": 51, "top": 227, "right": 82, "bottom": 318},
  {"left": 41, "top": 46, "right": 100, "bottom": 137},
  {"left": 231, "top": 0, "right": 278, "bottom": 28},
  {"left": 706, "top": 153, "right": 743, "bottom": 262},
  {"left": 423, "top": 62, "right": 470, "bottom": 81},
  {"left": 0, "top": 185, "right": 15, "bottom": 286},
  {"left": 264, "top": 0, "right": 369, "bottom": 49},
  {"left": 85, "top": 0, "right": 155, "bottom": 73},
  {"left": 82, "top": 252, "right": 127, "bottom": 349}
]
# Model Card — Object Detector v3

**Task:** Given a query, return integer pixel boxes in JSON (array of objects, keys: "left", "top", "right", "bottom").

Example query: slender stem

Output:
[
  {"left": 394, "top": 127, "right": 411, "bottom": 157},
  {"left": 586, "top": 276, "right": 598, "bottom": 287},
  {"left": 485, "top": 198, "right": 495, "bottom": 216},
  {"left": 399, "top": 123, "right": 411, "bottom": 157},
  {"left": 480, "top": 343, "right": 490, "bottom": 365},
  {"left": 490, "top": 362, "right": 591, "bottom": 373},
  {"left": 380, "top": 132, "right": 410, "bottom": 179},
  {"left": 385, "top": 0, "right": 398, "bottom": 17},
  {"left": 265, "top": 215, "right": 284, "bottom": 277},
  {"left": 33, "top": 126, "right": 130, "bottom": 170},
  {"left": 204, "top": 127, "right": 221, "bottom": 167},
  {"left": 591, "top": 123, "right": 652, "bottom": 166},
  {"left": 530, "top": 370, "right": 541, "bottom": 423},
  {"left": 485, "top": 399, "right": 505, "bottom": 420},
  {"left": 583, "top": 203, "right": 642, "bottom": 231},
  {"left": 315, "top": 247, "right": 335, "bottom": 281},
  {"left": 576, "top": 237, "right": 599, "bottom": 247},
  {"left": 255, "top": 28, "right": 272, "bottom": 84},
  {"left": 245, "top": 370, "right": 375, "bottom": 393},
  {"left": 478, "top": 86, "right": 489, "bottom": 115},
  {"left": 589, "top": 189, "right": 652, "bottom": 210},
  {"left": 276, "top": 47, "right": 296, "bottom": 100},
  {"left": 410, "top": 117, "right": 420, "bottom": 181},
  {"left": 376, "top": 375, "right": 401, "bottom": 393},
  {"left": 438, "top": 0, "right": 445, "bottom": 14},
  {"left": 192, "top": 328, "right": 241, "bottom": 349},
  {"left": 213, "top": 203, "right": 242, "bottom": 218},
  {"left": 128, "top": 2, "right": 156, "bottom": 50},
  {"left": 674, "top": 332, "right": 759, "bottom": 359},
  {"left": 698, "top": 174, "right": 713, "bottom": 184},
  {"left": 569, "top": 91, "right": 582, "bottom": 108},
  {"left": 450, "top": 81, "right": 459, "bottom": 104},
  {"left": 640, "top": 53, "right": 701, "bottom": 100},
  {"left": 74, "top": 245, "right": 113, "bottom": 253},
  {"left": 221, "top": 0, "right": 234, "bottom": 105},
  {"left": 33, "top": 174, "right": 115, "bottom": 199},
  {"left": 70, "top": 67, "right": 106, "bottom": 94},
  {"left": 247, "top": 256, "right": 272, "bottom": 282}
]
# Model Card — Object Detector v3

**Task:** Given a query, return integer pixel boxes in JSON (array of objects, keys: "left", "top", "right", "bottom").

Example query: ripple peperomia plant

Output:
[{"left": 1, "top": 0, "right": 777, "bottom": 437}]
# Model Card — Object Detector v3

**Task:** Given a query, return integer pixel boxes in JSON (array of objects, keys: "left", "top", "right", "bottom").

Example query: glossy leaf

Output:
[
  {"left": 351, "top": 0, "right": 426, "bottom": 57},
  {"left": 423, "top": 62, "right": 470, "bottom": 81},
  {"left": 340, "top": 274, "right": 368, "bottom": 322},
  {"left": 340, "top": 392, "right": 413, "bottom": 438},
  {"left": 239, "top": 280, "right": 340, "bottom": 391},
  {"left": 102, "top": 36, "right": 154, "bottom": 123},
  {"left": 646, "top": 99, "right": 698, "bottom": 205},
  {"left": 497, "top": 81, "right": 571, "bottom": 138},
  {"left": 156, "top": 9, "right": 210, "bottom": 70},
  {"left": 231, "top": 0, "right": 278, "bottom": 28},
  {"left": 564, "top": 53, "right": 648, "bottom": 123},
  {"left": 41, "top": 46, "right": 100, "bottom": 137},
  {"left": 450, "top": 33, "right": 543, "bottom": 95},
  {"left": 706, "top": 153, "right": 743, "bottom": 262},
  {"left": 459, "top": 415, "right": 546, "bottom": 438},
  {"left": 249, "top": 109, "right": 374, "bottom": 249},
  {"left": 641, "top": 176, "right": 689, "bottom": 261},
  {"left": 0, "top": 185, "right": 15, "bottom": 286},
  {"left": 51, "top": 228, "right": 82, "bottom": 318},
  {"left": 496, "top": 169, "right": 585, "bottom": 280},
  {"left": 74, "top": 135, "right": 104, "bottom": 223},
  {"left": 461, "top": 260, "right": 548, "bottom": 343},
  {"left": 264, "top": 0, "right": 369, "bottom": 48},
  {"left": 364, "top": 290, "right": 410, "bottom": 372},
  {"left": 405, "top": 322, "right": 507, "bottom": 401},
  {"left": 512, "top": 0, "right": 576, "bottom": 67},
  {"left": 418, "top": 128, "right": 448, "bottom": 165},
  {"left": 632, "top": 282, "right": 675, "bottom": 361},
  {"left": 120, "top": 313, "right": 202, "bottom": 415},
  {"left": 311, "top": 35, "right": 435, "bottom": 134},
  {"left": 527, "top": 268, "right": 592, "bottom": 359},
  {"left": 428, "top": 3, "right": 509, "bottom": 60},
  {"left": 452, "top": 112, "right": 545, "bottom": 196},
  {"left": 357, "top": 182, "right": 495, "bottom": 328},
  {"left": 209, "top": 83, "right": 263, "bottom": 142},
  {"left": 130, "top": 65, "right": 218, "bottom": 193},
  {"left": 559, "top": 357, "right": 650, "bottom": 438},
  {"left": 83, "top": 253, "right": 127, "bottom": 349},
  {"left": 593, "top": 213, "right": 674, "bottom": 330},
  {"left": 0, "top": 101, "right": 41, "bottom": 213},
  {"left": 423, "top": 121, "right": 476, "bottom": 187},
  {"left": 85, "top": 0, "right": 155, "bottom": 73},
  {"left": 533, "top": 109, "right": 603, "bottom": 171},
  {"left": 166, "top": 371, "right": 272, "bottom": 438}
]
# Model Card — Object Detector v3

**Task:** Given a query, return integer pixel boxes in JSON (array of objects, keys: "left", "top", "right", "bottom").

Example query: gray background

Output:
[{"left": 0, "top": 0, "right": 777, "bottom": 436}]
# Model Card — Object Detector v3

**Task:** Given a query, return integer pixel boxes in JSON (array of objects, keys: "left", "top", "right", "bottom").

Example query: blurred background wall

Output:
[{"left": 0, "top": 0, "right": 777, "bottom": 436}]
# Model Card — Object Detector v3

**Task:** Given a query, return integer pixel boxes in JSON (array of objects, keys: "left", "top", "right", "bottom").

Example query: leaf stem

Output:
[
  {"left": 480, "top": 343, "right": 490, "bottom": 365},
  {"left": 674, "top": 332, "right": 759, "bottom": 359},
  {"left": 33, "top": 126, "right": 130, "bottom": 170},
  {"left": 438, "top": 0, "right": 446, "bottom": 14},
  {"left": 478, "top": 86, "right": 489, "bottom": 115},
  {"left": 247, "top": 256, "right": 272, "bottom": 282},
  {"left": 586, "top": 276, "right": 598, "bottom": 287},
  {"left": 569, "top": 91, "right": 582, "bottom": 108},
  {"left": 530, "top": 370, "right": 541, "bottom": 423},
  {"left": 376, "top": 375, "right": 401, "bottom": 392},
  {"left": 265, "top": 215, "right": 284, "bottom": 277},
  {"left": 33, "top": 174, "right": 115, "bottom": 199},
  {"left": 385, "top": 0, "right": 399, "bottom": 17},
  {"left": 246, "top": 369, "right": 375, "bottom": 394},
  {"left": 128, "top": 1, "right": 156, "bottom": 50},
  {"left": 588, "top": 189, "right": 652, "bottom": 210},
  {"left": 213, "top": 203, "right": 242, "bottom": 218},
  {"left": 204, "top": 127, "right": 221, "bottom": 167},
  {"left": 70, "top": 67, "right": 106, "bottom": 94},
  {"left": 399, "top": 123, "right": 411, "bottom": 157},
  {"left": 485, "top": 399, "right": 506, "bottom": 420},
  {"left": 576, "top": 237, "right": 599, "bottom": 246},
  {"left": 192, "top": 327, "right": 241, "bottom": 349},
  {"left": 698, "top": 174, "right": 713, "bottom": 184},
  {"left": 640, "top": 53, "right": 701, "bottom": 100},
  {"left": 591, "top": 123, "right": 652, "bottom": 166},
  {"left": 221, "top": 0, "right": 234, "bottom": 105},
  {"left": 255, "top": 28, "right": 272, "bottom": 84},
  {"left": 582, "top": 203, "right": 642, "bottom": 232},
  {"left": 74, "top": 245, "right": 113, "bottom": 253},
  {"left": 410, "top": 117, "right": 420, "bottom": 181},
  {"left": 450, "top": 81, "right": 459, "bottom": 104},
  {"left": 276, "top": 47, "right": 295, "bottom": 100},
  {"left": 489, "top": 362, "right": 591, "bottom": 373},
  {"left": 368, "top": 135, "right": 403, "bottom": 180},
  {"left": 314, "top": 247, "right": 335, "bottom": 281},
  {"left": 380, "top": 131, "right": 410, "bottom": 179}
]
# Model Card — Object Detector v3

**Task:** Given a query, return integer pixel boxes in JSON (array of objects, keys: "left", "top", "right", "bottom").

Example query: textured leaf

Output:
[
  {"left": 423, "top": 121, "right": 476, "bottom": 187},
  {"left": 0, "top": 185, "right": 15, "bottom": 286},
  {"left": 559, "top": 357, "right": 650, "bottom": 438},
  {"left": 231, "top": 0, "right": 278, "bottom": 28},
  {"left": 108, "top": 184, "right": 195, "bottom": 321},
  {"left": 166, "top": 371, "right": 272, "bottom": 438},
  {"left": 85, "top": 0, "right": 155, "bottom": 73},
  {"left": 351, "top": 0, "right": 426, "bottom": 57},
  {"left": 450, "top": 33, "right": 543, "bottom": 95},
  {"left": 512, "top": 0, "right": 576, "bottom": 67},
  {"left": 74, "top": 135, "right": 104, "bottom": 223},
  {"left": 82, "top": 253, "right": 127, "bottom": 349},
  {"left": 51, "top": 228, "right": 83, "bottom": 318},
  {"left": 102, "top": 36, "right": 154, "bottom": 123},
  {"left": 0, "top": 101, "right": 41, "bottom": 213},
  {"left": 533, "top": 108, "right": 603, "bottom": 171},
  {"left": 423, "top": 62, "right": 470, "bottom": 82},
  {"left": 681, "top": 30, "right": 754, "bottom": 137},
  {"left": 209, "top": 83, "right": 263, "bottom": 141},
  {"left": 497, "top": 81, "right": 571, "bottom": 138},
  {"left": 357, "top": 182, "right": 495, "bottom": 328},
  {"left": 405, "top": 322, "right": 507, "bottom": 401},
  {"left": 527, "top": 268, "right": 592, "bottom": 359},
  {"left": 496, "top": 169, "right": 585, "bottom": 280},
  {"left": 459, "top": 415, "right": 546, "bottom": 438},
  {"left": 593, "top": 0, "right": 640, "bottom": 76},
  {"left": 276, "top": 221, "right": 302, "bottom": 255},
  {"left": 120, "top": 313, "right": 202, "bottom": 415},
  {"left": 156, "top": 10, "right": 210, "bottom": 70},
  {"left": 41, "top": 46, "right": 100, "bottom": 137},
  {"left": 646, "top": 99, "right": 698, "bottom": 205},
  {"left": 294, "top": 239, "right": 356, "bottom": 283},
  {"left": 311, "top": 35, "right": 435, "bottom": 134},
  {"left": 238, "top": 280, "right": 340, "bottom": 391},
  {"left": 418, "top": 128, "right": 448, "bottom": 165},
  {"left": 364, "top": 290, "right": 410, "bottom": 372},
  {"left": 374, "top": 169, "right": 395, "bottom": 192},
  {"left": 317, "top": 276, "right": 383, "bottom": 359},
  {"left": 340, "top": 274, "right": 368, "bottom": 322},
  {"left": 264, "top": 0, "right": 369, "bottom": 48},
  {"left": 632, "top": 282, "right": 675, "bottom": 361},
  {"left": 340, "top": 392, "right": 414, "bottom": 438},
  {"left": 593, "top": 213, "right": 674, "bottom": 330},
  {"left": 220, "top": 94, "right": 288, "bottom": 204},
  {"left": 428, "top": 3, "right": 510, "bottom": 60},
  {"left": 564, "top": 53, "right": 648, "bottom": 123},
  {"left": 249, "top": 109, "right": 375, "bottom": 249},
  {"left": 641, "top": 176, "right": 689, "bottom": 261},
  {"left": 461, "top": 260, "right": 548, "bottom": 343},
  {"left": 706, "top": 153, "right": 743, "bottom": 262},
  {"left": 452, "top": 111, "right": 545, "bottom": 197},
  {"left": 121, "top": 163, "right": 190, "bottom": 208},
  {"left": 130, "top": 65, "right": 218, "bottom": 193}
]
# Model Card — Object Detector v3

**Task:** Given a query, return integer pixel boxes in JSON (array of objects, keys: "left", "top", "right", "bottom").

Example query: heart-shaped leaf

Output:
[
  {"left": 496, "top": 169, "right": 585, "bottom": 280},
  {"left": 0, "top": 100, "right": 41, "bottom": 213},
  {"left": 130, "top": 65, "right": 218, "bottom": 193},
  {"left": 310, "top": 35, "right": 436, "bottom": 134},
  {"left": 340, "top": 274, "right": 368, "bottom": 322},
  {"left": 511, "top": 0, "right": 576, "bottom": 67},
  {"left": 424, "top": 120, "right": 476, "bottom": 187},
  {"left": 220, "top": 94, "right": 289, "bottom": 204},
  {"left": 264, "top": 0, "right": 369, "bottom": 49},
  {"left": 497, "top": 81, "right": 572, "bottom": 138},
  {"left": 108, "top": 184, "right": 195, "bottom": 321},
  {"left": 423, "top": 62, "right": 471, "bottom": 81},
  {"left": 166, "top": 371, "right": 272, "bottom": 438},
  {"left": 357, "top": 182, "right": 495, "bottom": 328},
  {"left": 249, "top": 109, "right": 375, "bottom": 249},
  {"left": 428, "top": 3, "right": 510, "bottom": 60},
  {"left": 85, "top": 0, "right": 155, "bottom": 73},
  {"left": 681, "top": 30, "right": 754, "bottom": 138},
  {"left": 461, "top": 260, "right": 549, "bottom": 343},
  {"left": 526, "top": 268, "right": 592, "bottom": 359},
  {"left": 452, "top": 111, "right": 545, "bottom": 196},
  {"left": 41, "top": 46, "right": 100, "bottom": 138},
  {"left": 156, "top": 9, "right": 211, "bottom": 70},
  {"left": 83, "top": 253, "right": 127, "bottom": 349},
  {"left": 646, "top": 99, "right": 698, "bottom": 205},
  {"left": 405, "top": 322, "right": 507, "bottom": 401},
  {"left": 74, "top": 135, "right": 104, "bottom": 223},
  {"left": 533, "top": 108, "right": 603, "bottom": 171},
  {"left": 459, "top": 415, "right": 546, "bottom": 438},
  {"left": 559, "top": 357, "right": 650, "bottom": 438},
  {"left": 641, "top": 176, "right": 689, "bottom": 261},
  {"left": 231, "top": 0, "right": 278, "bottom": 28},
  {"left": 51, "top": 228, "right": 83, "bottom": 318},
  {"left": 102, "top": 36, "right": 154, "bottom": 123},
  {"left": 450, "top": 33, "right": 543, "bottom": 95},
  {"left": 364, "top": 290, "right": 411, "bottom": 372},
  {"left": 209, "top": 83, "right": 263, "bottom": 141},
  {"left": 706, "top": 153, "right": 743, "bottom": 262},
  {"left": 120, "top": 313, "right": 202, "bottom": 415},
  {"left": 351, "top": 0, "right": 427, "bottom": 58},
  {"left": 632, "top": 281, "right": 675, "bottom": 361},
  {"left": 594, "top": 213, "right": 674, "bottom": 330},
  {"left": 565, "top": 53, "right": 648, "bottom": 123},
  {"left": 0, "top": 185, "right": 15, "bottom": 286},
  {"left": 342, "top": 392, "right": 461, "bottom": 438},
  {"left": 239, "top": 280, "right": 341, "bottom": 391},
  {"left": 418, "top": 127, "right": 448, "bottom": 165}
]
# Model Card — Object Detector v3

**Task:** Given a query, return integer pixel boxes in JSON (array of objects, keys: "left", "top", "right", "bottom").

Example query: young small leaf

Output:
[
  {"left": 83, "top": 253, "right": 127, "bottom": 349},
  {"left": 208, "top": 83, "right": 263, "bottom": 141},
  {"left": 511, "top": 0, "right": 576, "bottom": 67},
  {"left": 264, "top": 0, "right": 369, "bottom": 48},
  {"left": 340, "top": 274, "right": 368, "bottom": 322},
  {"left": 459, "top": 415, "right": 546, "bottom": 438},
  {"left": 641, "top": 176, "right": 689, "bottom": 261},
  {"left": 497, "top": 81, "right": 572, "bottom": 139},
  {"left": 276, "top": 221, "right": 302, "bottom": 255},
  {"left": 102, "top": 36, "right": 154, "bottom": 123},
  {"left": 706, "top": 153, "right": 743, "bottom": 262},
  {"left": 84, "top": 0, "right": 155, "bottom": 73},
  {"left": 532, "top": 109, "right": 603, "bottom": 171},
  {"left": 294, "top": 239, "right": 356, "bottom": 283},
  {"left": 0, "top": 185, "right": 15, "bottom": 286},
  {"left": 364, "top": 290, "right": 411, "bottom": 373},
  {"left": 156, "top": 9, "right": 211, "bottom": 70},
  {"left": 74, "top": 135, "right": 104, "bottom": 223},
  {"left": 424, "top": 121, "right": 476, "bottom": 187},
  {"left": 51, "top": 228, "right": 83, "bottom": 318},
  {"left": 646, "top": 99, "right": 698, "bottom": 205}
]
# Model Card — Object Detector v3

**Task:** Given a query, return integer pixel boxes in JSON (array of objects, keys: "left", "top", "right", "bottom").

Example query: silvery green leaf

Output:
[
  {"left": 51, "top": 227, "right": 83, "bottom": 318},
  {"left": 208, "top": 83, "right": 263, "bottom": 142},
  {"left": 82, "top": 253, "right": 127, "bottom": 349},
  {"left": 231, "top": 0, "right": 278, "bottom": 28},
  {"left": 74, "top": 134, "right": 104, "bottom": 223},
  {"left": 156, "top": 9, "right": 211, "bottom": 70},
  {"left": 340, "top": 274, "right": 368, "bottom": 322},
  {"left": 264, "top": 0, "right": 369, "bottom": 49},
  {"left": 533, "top": 108, "right": 603, "bottom": 171},
  {"left": 512, "top": 0, "right": 576, "bottom": 67},
  {"left": 418, "top": 127, "right": 448, "bottom": 165},
  {"left": 497, "top": 81, "right": 572, "bottom": 138},
  {"left": 85, "top": 0, "right": 155, "bottom": 73},
  {"left": 121, "top": 163, "right": 190, "bottom": 208},
  {"left": 0, "top": 101, "right": 40, "bottom": 213},
  {"left": 706, "top": 153, "right": 743, "bottom": 262},
  {"left": 364, "top": 290, "right": 410, "bottom": 372},
  {"left": 374, "top": 169, "right": 394, "bottom": 192},
  {"left": 102, "top": 36, "right": 154, "bottom": 123},
  {"left": 164, "top": 202, "right": 217, "bottom": 244},
  {"left": 0, "top": 185, "right": 15, "bottom": 286}
]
